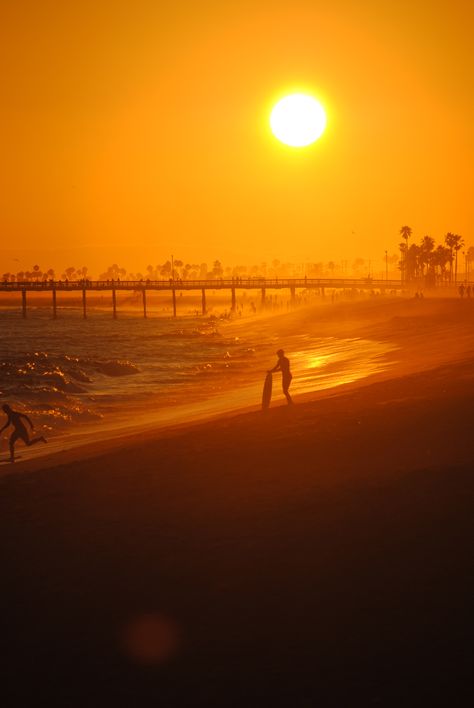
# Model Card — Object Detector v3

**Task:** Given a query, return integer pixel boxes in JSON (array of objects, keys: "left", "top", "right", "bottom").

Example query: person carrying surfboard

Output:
[
  {"left": 268, "top": 349, "right": 293, "bottom": 404},
  {"left": 0, "top": 404, "right": 47, "bottom": 463}
]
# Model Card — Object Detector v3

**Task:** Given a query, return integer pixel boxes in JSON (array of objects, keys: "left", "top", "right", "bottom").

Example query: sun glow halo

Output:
[{"left": 270, "top": 94, "right": 327, "bottom": 147}]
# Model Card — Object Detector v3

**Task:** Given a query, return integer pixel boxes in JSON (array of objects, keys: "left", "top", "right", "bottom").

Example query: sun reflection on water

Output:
[
  {"left": 289, "top": 338, "right": 397, "bottom": 396},
  {"left": 306, "top": 355, "right": 330, "bottom": 369}
]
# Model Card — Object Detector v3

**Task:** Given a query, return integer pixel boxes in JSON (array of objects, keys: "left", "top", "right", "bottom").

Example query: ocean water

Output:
[{"left": 0, "top": 306, "right": 396, "bottom": 444}]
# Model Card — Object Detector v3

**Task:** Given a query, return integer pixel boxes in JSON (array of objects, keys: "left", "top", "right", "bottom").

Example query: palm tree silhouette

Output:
[
  {"left": 419, "top": 236, "right": 435, "bottom": 279},
  {"left": 453, "top": 235, "right": 464, "bottom": 283},
  {"left": 433, "top": 245, "right": 451, "bottom": 284},
  {"left": 445, "top": 233, "right": 464, "bottom": 284},
  {"left": 407, "top": 243, "right": 421, "bottom": 281},
  {"left": 174, "top": 260, "right": 184, "bottom": 279},
  {"left": 399, "top": 226, "right": 412, "bottom": 282}
]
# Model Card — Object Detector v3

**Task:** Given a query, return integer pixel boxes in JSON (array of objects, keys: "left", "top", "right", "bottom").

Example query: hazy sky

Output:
[{"left": 1, "top": 0, "right": 472, "bottom": 274}]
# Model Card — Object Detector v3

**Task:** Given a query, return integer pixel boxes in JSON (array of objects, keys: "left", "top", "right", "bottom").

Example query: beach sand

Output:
[{"left": 1, "top": 297, "right": 473, "bottom": 706}]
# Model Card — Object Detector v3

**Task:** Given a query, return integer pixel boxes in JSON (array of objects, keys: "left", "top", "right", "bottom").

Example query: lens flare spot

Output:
[{"left": 121, "top": 613, "right": 180, "bottom": 665}]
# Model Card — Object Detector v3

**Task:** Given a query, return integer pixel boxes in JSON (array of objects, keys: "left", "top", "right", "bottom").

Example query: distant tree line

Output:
[
  {"left": 1, "top": 265, "right": 88, "bottom": 282},
  {"left": 398, "top": 226, "right": 473, "bottom": 284},
  {"left": 3, "top": 240, "right": 473, "bottom": 285},
  {"left": 5, "top": 259, "right": 388, "bottom": 282}
]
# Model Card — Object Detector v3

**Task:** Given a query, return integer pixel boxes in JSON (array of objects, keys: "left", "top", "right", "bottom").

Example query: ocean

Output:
[{"left": 0, "top": 304, "right": 396, "bottom": 449}]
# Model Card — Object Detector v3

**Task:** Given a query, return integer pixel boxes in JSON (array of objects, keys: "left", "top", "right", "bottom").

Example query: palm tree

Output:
[
  {"left": 212, "top": 260, "right": 223, "bottom": 278},
  {"left": 399, "top": 226, "right": 412, "bottom": 282},
  {"left": 398, "top": 242, "right": 407, "bottom": 281},
  {"left": 433, "top": 245, "right": 451, "bottom": 283},
  {"left": 400, "top": 225, "right": 412, "bottom": 239},
  {"left": 174, "top": 259, "right": 183, "bottom": 279},
  {"left": 190, "top": 264, "right": 200, "bottom": 279},
  {"left": 407, "top": 243, "right": 421, "bottom": 280},
  {"left": 419, "top": 236, "right": 435, "bottom": 278},
  {"left": 452, "top": 234, "right": 464, "bottom": 283},
  {"left": 444, "top": 233, "right": 455, "bottom": 282},
  {"left": 160, "top": 261, "right": 172, "bottom": 278},
  {"left": 444, "top": 233, "right": 464, "bottom": 283}
]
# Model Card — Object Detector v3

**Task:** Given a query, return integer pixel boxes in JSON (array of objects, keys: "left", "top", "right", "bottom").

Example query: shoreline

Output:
[
  {"left": 4, "top": 296, "right": 474, "bottom": 473},
  {"left": 0, "top": 296, "right": 397, "bottom": 469}
]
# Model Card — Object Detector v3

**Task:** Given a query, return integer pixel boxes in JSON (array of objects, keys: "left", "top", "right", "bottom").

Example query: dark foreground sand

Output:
[{"left": 1, "top": 298, "right": 474, "bottom": 706}]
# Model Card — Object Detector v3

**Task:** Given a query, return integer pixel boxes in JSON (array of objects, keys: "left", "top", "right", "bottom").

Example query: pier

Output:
[{"left": 1, "top": 277, "right": 405, "bottom": 319}]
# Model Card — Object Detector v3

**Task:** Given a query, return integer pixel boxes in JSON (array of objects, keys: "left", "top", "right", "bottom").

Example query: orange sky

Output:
[{"left": 1, "top": 0, "right": 472, "bottom": 275}]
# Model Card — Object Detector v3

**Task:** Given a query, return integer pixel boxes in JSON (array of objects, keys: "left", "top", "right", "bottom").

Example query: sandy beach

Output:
[{"left": 2, "top": 297, "right": 474, "bottom": 706}]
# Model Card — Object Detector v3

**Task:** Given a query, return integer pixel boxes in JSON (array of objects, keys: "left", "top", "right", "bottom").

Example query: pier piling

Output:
[
  {"left": 1, "top": 278, "right": 406, "bottom": 322},
  {"left": 172, "top": 288, "right": 177, "bottom": 317},
  {"left": 290, "top": 286, "right": 296, "bottom": 306}
]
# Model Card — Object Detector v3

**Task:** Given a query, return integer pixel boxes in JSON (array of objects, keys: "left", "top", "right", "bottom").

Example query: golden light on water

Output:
[
  {"left": 307, "top": 355, "right": 330, "bottom": 368},
  {"left": 286, "top": 340, "right": 398, "bottom": 396},
  {"left": 270, "top": 94, "right": 327, "bottom": 147}
]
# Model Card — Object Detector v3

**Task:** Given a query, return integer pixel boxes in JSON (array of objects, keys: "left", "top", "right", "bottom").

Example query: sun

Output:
[{"left": 270, "top": 93, "right": 327, "bottom": 147}]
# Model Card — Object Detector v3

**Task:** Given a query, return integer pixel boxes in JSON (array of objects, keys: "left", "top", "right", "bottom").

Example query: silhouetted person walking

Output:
[
  {"left": 268, "top": 349, "right": 293, "bottom": 404},
  {"left": 0, "top": 404, "right": 47, "bottom": 463}
]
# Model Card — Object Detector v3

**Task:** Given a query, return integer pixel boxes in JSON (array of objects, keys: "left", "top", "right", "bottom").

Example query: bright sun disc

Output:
[{"left": 270, "top": 94, "right": 327, "bottom": 147}]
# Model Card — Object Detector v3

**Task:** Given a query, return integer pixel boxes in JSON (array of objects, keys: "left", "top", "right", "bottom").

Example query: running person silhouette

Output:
[
  {"left": 0, "top": 404, "right": 47, "bottom": 462},
  {"left": 268, "top": 349, "right": 293, "bottom": 404}
]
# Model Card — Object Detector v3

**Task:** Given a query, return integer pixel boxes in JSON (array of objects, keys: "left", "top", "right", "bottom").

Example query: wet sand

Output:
[{"left": 1, "top": 297, "right": 474, "bottom": 705}]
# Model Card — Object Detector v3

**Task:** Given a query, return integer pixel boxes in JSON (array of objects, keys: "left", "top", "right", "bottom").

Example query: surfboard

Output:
[{"left": 262, "top": 372, "right": 272, "bottom": 410}]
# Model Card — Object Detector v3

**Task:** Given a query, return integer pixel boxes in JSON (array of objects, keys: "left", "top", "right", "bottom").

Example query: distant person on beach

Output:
[
  {"left": 0, "top": 404, "right": 47, "bottom": 463},
  {"left": 459, "top": 284, "right": 465, "bottom": 298},
  {"left": 268, "top": 349, "right": 293, "bottom": 404}
]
